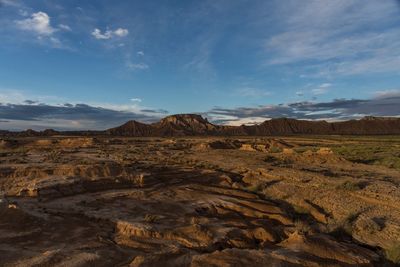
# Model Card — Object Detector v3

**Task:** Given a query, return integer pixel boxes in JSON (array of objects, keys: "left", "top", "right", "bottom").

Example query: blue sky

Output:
[{"left": 0, "top": 0, "right": 400, "bottom": 130}]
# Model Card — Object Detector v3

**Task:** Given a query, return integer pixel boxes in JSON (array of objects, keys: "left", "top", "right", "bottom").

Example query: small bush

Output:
[
  {"left": 294, "top": 220, "right": 311, "bottom": 234},
  {"left": 336, "top": 181, "right": 362, "bottom": 191},
  {"left": 264, "top": 155, "right": 278, "bottom": 163},
  {"left": 269, "top": 146, "right": 282, "bottom": 153},
  {"left": 293, "top": 205, "right": 309, "bottom": 215},
  {"left": 385, "top": 243, "right": 400, "bottom": 264},
  {"left": 246, "top": 184, "right": 261, "bottom": 193}
]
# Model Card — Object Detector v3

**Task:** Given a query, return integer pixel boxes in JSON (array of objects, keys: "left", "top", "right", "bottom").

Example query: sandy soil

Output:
[{"left": 0, "top": 136, "right": 399, "bottom": 266}]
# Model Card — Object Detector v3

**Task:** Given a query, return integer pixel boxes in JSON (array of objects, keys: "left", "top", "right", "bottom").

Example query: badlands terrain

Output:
[{"left": 0, "top": 133, "right": 400, "bottom": 266}]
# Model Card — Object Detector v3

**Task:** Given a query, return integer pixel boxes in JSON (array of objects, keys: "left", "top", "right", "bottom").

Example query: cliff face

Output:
[
  {"left": 2, "top": 115, "right": 400, "bottom": 137},
  {"left": 152, "top": 114, "right": 219, "bottom": 136}
]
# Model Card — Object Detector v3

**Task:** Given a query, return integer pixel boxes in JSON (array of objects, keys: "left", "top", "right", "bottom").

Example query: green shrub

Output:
[
  {"left": 264, "top": 155, "right": 278, "bottom": 163},
  {"left": 385, "top": 243, "right": 400, "bottom": 264},
  {"left": 269, "top": 146, "right": 282, "bottom": 153},
  {"left": 336, "top": 181, "right": 362, "bottom": 191},
  {"left": 246, "top": 184, "right": 261, "bottom": 193},
  {"left": 293, "top": 205, "right": 309, "bottom": 215}
]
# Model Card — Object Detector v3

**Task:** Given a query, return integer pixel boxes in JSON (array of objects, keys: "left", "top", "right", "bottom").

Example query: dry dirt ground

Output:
[{"left": 0, "top": 136, "right": 400, "bottom": 266}]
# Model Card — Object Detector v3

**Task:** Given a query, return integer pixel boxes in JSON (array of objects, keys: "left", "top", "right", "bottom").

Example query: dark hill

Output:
[
  {"left": 106, "top": 120, "right": 153, "bottom": 136},
  {"left": 107, "top": 115, "right": 400, "bottom": 136},
  {"left": 1, "top": 115, "right": 400, "bottom": 137}
]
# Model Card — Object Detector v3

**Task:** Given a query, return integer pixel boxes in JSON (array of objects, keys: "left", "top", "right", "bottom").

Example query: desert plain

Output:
[{"left": 0, "top": 135, "right": 400, "bottom": 266}]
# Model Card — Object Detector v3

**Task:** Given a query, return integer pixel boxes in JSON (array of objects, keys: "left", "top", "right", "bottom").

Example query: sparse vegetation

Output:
[
  {"left": 336, "top": 181, "right": 363, "bottom": 191},
  {"left": 293, "top": 146, "right": 319, "bottom": 153},
  {"left": 294, "top": 220, "right": 312, "bottom": 234},
  {"left": 246, "top": 184, "right": 262, "bottom": 192},
  {"left": 333, "top": 142, "right": 400, "bottom": 170},
  {"left": 293, "top": 205, "right": 309, "bottom": 215},
  {"left": 343, "top": 212, "right": 360, "bottom": 236},
  {"left": 385, "top": 243, "right": 400, "bottom": 264},
  {"left": 144, "top": 214, "right": 160, "bottom": 223},
  {"left": 264, "top": 155, "right": 278, "bottom": 163},
  {"left": 269, "top": 146, "right": 283, "bottom": 153}
]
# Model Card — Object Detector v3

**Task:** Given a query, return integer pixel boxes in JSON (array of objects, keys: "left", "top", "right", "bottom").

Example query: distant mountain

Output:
[
  {"left": 243, "top": 118, "right": 333, "bottom": 135},
  {"left": 102, "top": 115, "right": 400, "bottom": 136},
  {"left": 1, "top": 114, "right": 400, "bottom": 137},
  {"left": 106, "top": 120, "right": 153, "bottom": 136},
  {"left": 332, "top": 117, "right": 400, "bottom": 135},
  {"left": 153, "top": 114, "right": 221, "bottom": 136}
]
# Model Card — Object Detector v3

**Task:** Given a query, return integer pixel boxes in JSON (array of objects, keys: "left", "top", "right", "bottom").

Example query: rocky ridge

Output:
[{"left": 1, "top": 114, "right": 400, "bottom": 137}]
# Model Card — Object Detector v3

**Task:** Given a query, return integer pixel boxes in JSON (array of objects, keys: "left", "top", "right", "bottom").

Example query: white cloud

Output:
[
  {"left": 137, "top": 51, "right": 144, "bottom": 56},
  {"left": 222, "top": 116, "right": 268, "bottom": 126},
  {"left": 114, "top": 28, "right": 129, "bottom": 37},
  {"left": 91, "top": 27, "right": 129, "bottom": 40},
  {"left": 130, "top": 98, "right": 142, "bottom": 102},
  {"left": 92, "top": 28, "right": 112, "bottom": 39},
  {"left": 58, "top": 24, "right": 71, "bottom": 31},
  {"left": 15, "top": 11, "right": 55, "bottom": 36}
]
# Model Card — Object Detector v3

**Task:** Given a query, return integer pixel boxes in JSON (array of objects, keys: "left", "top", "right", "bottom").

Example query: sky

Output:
[{"left": 0, "top": 0, "right": 400, "bottom": 130}]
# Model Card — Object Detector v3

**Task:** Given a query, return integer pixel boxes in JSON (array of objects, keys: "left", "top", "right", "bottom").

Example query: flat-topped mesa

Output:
[
  {"left": 153, "top": 114, "right": 219, "bottom": 136},
  {"left": 158, "top": 114, "right": 209, "bottom": 125}
]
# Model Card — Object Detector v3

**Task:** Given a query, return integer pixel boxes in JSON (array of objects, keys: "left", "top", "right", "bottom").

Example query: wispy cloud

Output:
[
  {"left": 0, "top": 0, "right": 21, "bottom": 8},
  {"left": 312, "top": 83, "right": 332, "bottom": 95},
  {"left": 234, "top": 87, "right": 271, "bottom": 98},
  {"left": 91, "top": 27, "right": 128, "bottom": 40},
  {"left": 126, "top": 62, "right": 149, "bottom": 71},
  {"left": 265, "top": 1, "right": 400, "bottom": 76},
  {"left": 58, "top": 24, "right": 71, "bottom": 31}
]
